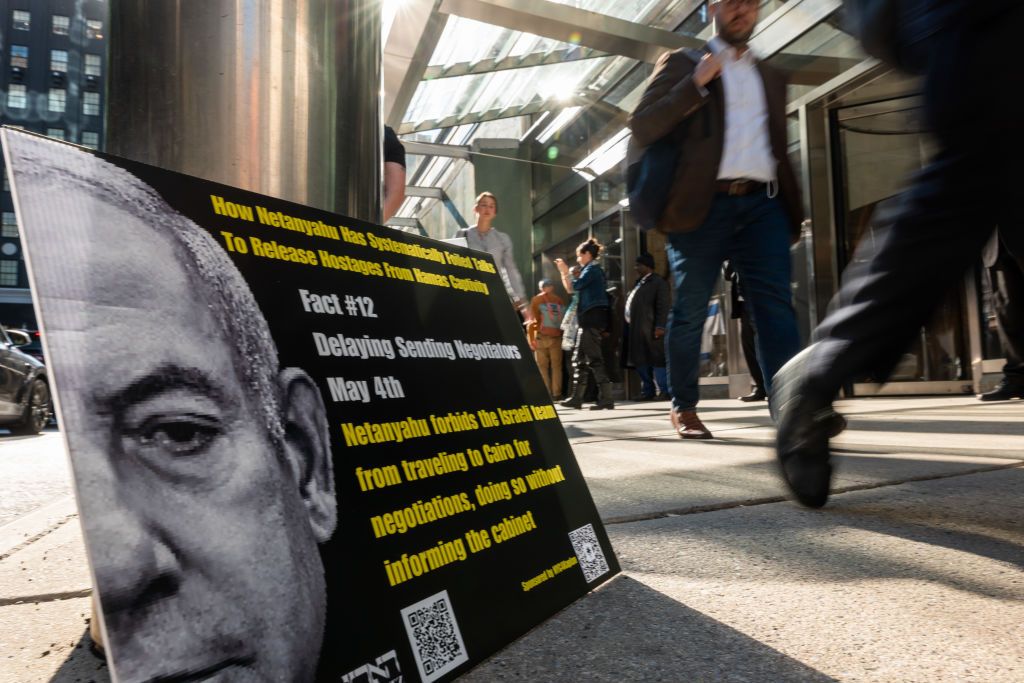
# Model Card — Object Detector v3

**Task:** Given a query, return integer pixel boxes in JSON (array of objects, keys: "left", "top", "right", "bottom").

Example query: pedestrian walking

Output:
[
  {"left": 556, "top": 238, "right": 615, "bottom": 410},
  {"left": 773, "top": 1, "right": 1024, "bottom": 508},
  {"left": 628, "top": 0, "right": 803, "bottom": 439},
  {"left": 527, "top": 278, "right": 566, "bottom": 400},
  {"left": 455, "top": 192, "right": 527, "bottom": 310},
  {"left": 624, "top": 254, "right": 670, "bottom": 400}
]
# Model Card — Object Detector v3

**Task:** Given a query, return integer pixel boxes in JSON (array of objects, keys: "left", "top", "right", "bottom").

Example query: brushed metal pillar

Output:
[
  {"left": 106, "top": 0, "right": 381, "bottom": 221},
  {"left": 334, "top": 0, "right": 382, "bottom": 222}
]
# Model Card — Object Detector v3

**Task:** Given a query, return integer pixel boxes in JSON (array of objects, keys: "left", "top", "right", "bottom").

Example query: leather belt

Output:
[{"left": 715, "top": 179, "right": 766, "bottom": 196}]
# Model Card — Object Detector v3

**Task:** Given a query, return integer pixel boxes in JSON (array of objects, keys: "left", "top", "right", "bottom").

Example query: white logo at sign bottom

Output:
[{"left": 341, "top": 649, "right": 402, "bottom": 683}]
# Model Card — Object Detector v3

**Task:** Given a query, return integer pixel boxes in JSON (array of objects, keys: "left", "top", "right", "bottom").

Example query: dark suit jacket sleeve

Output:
[{"left": 628, "top": 50, "right": 708, "bottom": 148}]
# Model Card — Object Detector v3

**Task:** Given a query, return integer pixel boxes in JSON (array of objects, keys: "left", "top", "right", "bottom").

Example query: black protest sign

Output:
[{"left": 3, "top": 129, "right": 618, "bottom": 683}]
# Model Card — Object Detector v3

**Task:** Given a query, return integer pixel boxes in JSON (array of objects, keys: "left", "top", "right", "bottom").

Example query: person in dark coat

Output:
[
  {"left": 979, "top": 229, "right": 1024, "bottom": 401},
  {"left": 625, "top": 254, "right": 670, "bottom": 400},
  {"left": 773, "top": 1, "right": 1024, "bottom": 508}
]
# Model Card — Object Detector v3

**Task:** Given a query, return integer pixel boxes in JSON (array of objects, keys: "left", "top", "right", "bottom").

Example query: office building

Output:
[{"left": 0, "top": 0, "right": 107, "bottom": 327}]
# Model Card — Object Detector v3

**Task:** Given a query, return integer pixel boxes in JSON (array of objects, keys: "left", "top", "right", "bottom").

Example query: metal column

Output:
[{"left": 106, "top": 0, "right": 381, "bottom": 221}]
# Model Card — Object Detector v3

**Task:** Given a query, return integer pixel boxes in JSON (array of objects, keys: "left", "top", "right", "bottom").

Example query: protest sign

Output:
[{"left": 3, "top": 128, "right": 618, "bottom": 682}]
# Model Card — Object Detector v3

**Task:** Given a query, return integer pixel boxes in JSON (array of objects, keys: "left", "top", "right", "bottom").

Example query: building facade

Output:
[{"left": 0, "top": 0, "right": 107, "bottom": 327}]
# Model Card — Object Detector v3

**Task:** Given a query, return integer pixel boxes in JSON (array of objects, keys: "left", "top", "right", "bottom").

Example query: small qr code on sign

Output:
[
  {"left": 400, "top": 590, "right": 468, "bottom": 683},
  {"left": 569, "top": 523, "right": 610, "bottom": 583}
]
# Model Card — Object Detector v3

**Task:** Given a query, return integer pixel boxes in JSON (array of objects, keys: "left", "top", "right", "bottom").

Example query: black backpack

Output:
[{"left": 625, "top": 136, "right": 679, "bottom": 232}]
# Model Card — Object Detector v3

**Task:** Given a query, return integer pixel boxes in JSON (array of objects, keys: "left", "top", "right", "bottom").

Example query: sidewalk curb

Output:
[{"left": 0, "top": 495, "right": 78, "bottom": 560}]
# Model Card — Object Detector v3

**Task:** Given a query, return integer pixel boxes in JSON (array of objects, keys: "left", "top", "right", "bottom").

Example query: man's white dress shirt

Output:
[{"left": 707, "top": 36, "right": 776, "bottom": 183}]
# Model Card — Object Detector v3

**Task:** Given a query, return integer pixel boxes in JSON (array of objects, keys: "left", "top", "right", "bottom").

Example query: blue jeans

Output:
[
  {"left": 635, "top": 365, "right": 668, "bottom": 397},
  {"left": 665, "top": 193, "right": 800, "bottom": 411}
]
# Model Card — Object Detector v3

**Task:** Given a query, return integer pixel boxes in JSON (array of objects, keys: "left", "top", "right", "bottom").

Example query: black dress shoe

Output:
[
  {"left": 979, "top": 378, "right": 1024, "bottom": 402},
  {"left": 739, "top": 388, "right": 766, "bottom": 402},
  {"left": 772, "top": 347, "right": 834, "bottom": 508}
]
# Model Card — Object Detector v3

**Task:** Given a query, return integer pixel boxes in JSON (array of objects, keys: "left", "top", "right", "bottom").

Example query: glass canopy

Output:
[
  {"left": 395, "top": 0, "right": 689, "bottom": 134},
  {"left": 403, "top": 57, "right": 614, "bottom": 133},
  {"left": 390, "top": 0, "right": 869, "bottom": 235}
]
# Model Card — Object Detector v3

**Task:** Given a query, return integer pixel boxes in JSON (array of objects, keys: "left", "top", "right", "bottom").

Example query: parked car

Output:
[
  {"left": 0, "top": 324, "right": 51, "bottom": 434},
  {"left": 11, "top": 329, "right": 44, "bottom": 363}
]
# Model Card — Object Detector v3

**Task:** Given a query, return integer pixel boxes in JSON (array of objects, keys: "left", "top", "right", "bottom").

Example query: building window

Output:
[
  {"left": 10, "top": 45, "right": 28, "bottom": 69},
  {"left": 7, "top": 85, "right": 27, "bottom": 109},
  {"left": 3, "top": 172, "right": 8, "bottom": 192},
  {"left": 85, "top": 54, "right": 102, "bottom": 77},
  {"left": 12, "top": 10, "right": 30, "bottom": 31},
  {"left": 46, "top": 128, "right": 65, "bottom": 140},
  {"left": 81, "top": 131, "right": 99, "bottom": 149},
  {"left": 0, "top": 260, "right": 18, "bottom": 286},
  {"left": 2, "top": 212, "right": 18, "bottom": 238},
  {"left": 83, "top": 91, "right": 100, "bottom": 116},
  {"left": 52, "top": 14, "right": 69, "bottom": 35},
  {"left": 50, "top": 49, "right": 68, "bottom": 73},
  {"left": 86, "top": 19, "right": 103, "bottom": 40},
  {"left": 48, "top": 88, "right": 67, "bottom": 113}
]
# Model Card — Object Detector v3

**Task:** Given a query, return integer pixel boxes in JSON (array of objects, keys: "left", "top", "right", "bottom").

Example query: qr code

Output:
[
  {"left": 400, "top": 590, "right": 468, "bottom": 683},
  {"left": 569, "top": 523, "right": 610, "bottom": 583}
]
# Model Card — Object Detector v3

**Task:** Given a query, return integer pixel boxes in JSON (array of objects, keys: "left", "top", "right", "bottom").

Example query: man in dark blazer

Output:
[
  {"left": 773, "top": 1, "right": 1024, "bottom": 508},
  {"left": 625, "top": 254, "right": 670, "bottom": 400},
  {"left": 629, "top": 0, "right": 803, "bottom": 439},
  {"left": 979, "top": 230, "right": 1024, "bottom": 401}
]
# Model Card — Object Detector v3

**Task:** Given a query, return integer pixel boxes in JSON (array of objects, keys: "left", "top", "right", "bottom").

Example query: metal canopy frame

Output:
[
  {"left": 423, "top": 46, "right": 607, "bottom": 80},
  {"left": 398, "top": 93, "right": 588, "bottom": 135},
  {"left": 390, "top": 0, "right": 858, "bottom": 236},
  {"left": 384, "top": 0, "right": 449, "bottom": 126},
  {"left": 437, "top": 0, "right": 698, "bottom": 63}
]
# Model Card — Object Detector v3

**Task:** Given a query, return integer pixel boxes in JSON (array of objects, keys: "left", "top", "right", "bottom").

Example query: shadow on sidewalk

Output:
[
  {"left": 461, "top": 575, "right": 837, "bottom": 682},
  {"left": 612, "top": 467, "right": 1024, "bottom": 602},
  {"left": 825, "top": 417, "right": 1024, "bottom": 436},
  {"left": 51, "top": 629, "right": 110, "bottom": 683},
  {"left": 46, "top": 580, "right": 835, "bottom": 682}
]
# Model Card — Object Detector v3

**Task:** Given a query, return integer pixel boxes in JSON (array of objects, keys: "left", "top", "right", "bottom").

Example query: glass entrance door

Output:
[{"left": 831, "top": 97, "right": 972, "bottom": 393}]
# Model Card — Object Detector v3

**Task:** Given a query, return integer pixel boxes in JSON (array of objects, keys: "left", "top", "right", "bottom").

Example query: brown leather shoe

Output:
[{"left": 670, "top": 409, "right": 713, "bottom": 439}]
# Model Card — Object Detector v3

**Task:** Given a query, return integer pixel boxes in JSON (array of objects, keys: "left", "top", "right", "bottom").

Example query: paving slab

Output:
[
  {"left": 465, "top": 468, "right": 1024, "bottom": 683},
  {"left": 566, "top": 398, "right": 1024, "bottom": 522},
  {"left": 0, "top": 517, "right": 101, "bottom": 683},
  {"left": 0, "top": 431, "right": 72, "bottom": 527}
]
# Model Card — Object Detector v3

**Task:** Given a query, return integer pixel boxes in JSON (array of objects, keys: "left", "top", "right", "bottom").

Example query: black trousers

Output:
[
  {"left": 739, "top": 305, "right": 764, "bottom": 390},
  {"left": 573, "top": 306, "right": 612, "bottom": 388},
  {"left": 574, "top": 326, "right": 611, "bottom": 386},
  {"left": 801, "top": 8, "right": 1024, "bottom": 399},
  {"left": 986, "top": 236, "right": 1024, "bottom": 381}
]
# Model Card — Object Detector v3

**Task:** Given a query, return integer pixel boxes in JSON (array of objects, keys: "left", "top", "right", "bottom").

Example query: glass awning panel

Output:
[
  {"left": 430, "top": 16, "right": 576, "bottom": 70},
  {"left": 403, "top": 57, "right": 613, "bottom": 130},
  {"left": 765, "top": 12, "right": 863, "bottom": 101}
]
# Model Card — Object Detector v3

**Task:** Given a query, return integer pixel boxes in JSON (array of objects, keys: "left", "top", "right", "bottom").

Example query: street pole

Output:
[{"left": 105, "top": 0, "right": 381, "bottom": 221}]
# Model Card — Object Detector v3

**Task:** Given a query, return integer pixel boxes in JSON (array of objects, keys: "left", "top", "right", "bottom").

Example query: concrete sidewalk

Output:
[{"left": 2, "top": 396, "right": 1022, "bottom": 682}]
